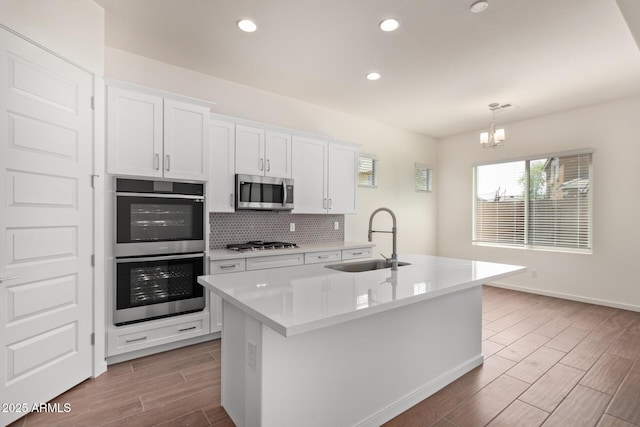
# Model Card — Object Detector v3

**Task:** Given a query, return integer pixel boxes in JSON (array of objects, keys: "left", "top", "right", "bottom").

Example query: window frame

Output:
[
  {"left": 357, "top": 154, "right": 378, "bottom": 188},
  {"left": 415, "top": 163, "right": 433, "bottom": 193},
  {"left": 472, "top": 149, "right": 593, "bottom": 254}
]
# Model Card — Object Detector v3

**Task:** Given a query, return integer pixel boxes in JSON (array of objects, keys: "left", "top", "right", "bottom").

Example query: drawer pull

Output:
[
  {"left": 352, "top": 252, "right": 363, "bottom": 255},
  {"left": 318, "top": 255, "right": 330, "bottom": 259},
  {"left": 179, "top": 326, "right": 197, "bottom": 332},
  {"left": 125, "top": 336, "right": 147, "bottom": 343},
  {"left": 219, "top": 264, "right": 237, "bottom": 269}
]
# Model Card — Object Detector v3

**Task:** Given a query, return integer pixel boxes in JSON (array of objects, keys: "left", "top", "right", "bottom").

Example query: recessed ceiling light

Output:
[
  {"left": 366, "top": 72, "right": 381, "bottom": 81},
  {"left": 379, "top": 18, "right": 400, "bottom": 32},
  {"left": 469, "top": 1, "right": 489, "bottom": 13},
  {"left": 237, "top": 19, "right": 257, "bottom": 32}
]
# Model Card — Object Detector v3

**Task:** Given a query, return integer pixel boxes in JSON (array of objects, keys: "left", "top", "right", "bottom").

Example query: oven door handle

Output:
[
  {"left": 116, "top": 253, "right": 205, "bottom": 263},
  {"left": 116, "top": 192, "right": 204, "bottom": 200}
]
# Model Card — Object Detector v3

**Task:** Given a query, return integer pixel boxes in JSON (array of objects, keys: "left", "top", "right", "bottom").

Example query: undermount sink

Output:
[{"left": 325, "top": 259, "right": 411, "bottom": 273}]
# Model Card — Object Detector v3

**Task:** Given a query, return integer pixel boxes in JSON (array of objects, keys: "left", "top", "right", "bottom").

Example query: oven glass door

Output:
[
  {"left": 116, "top": 194, "right": 204, "bottom": 256},
  {"left": 115, "top": 253, "right": 205, "bottom": 325}
]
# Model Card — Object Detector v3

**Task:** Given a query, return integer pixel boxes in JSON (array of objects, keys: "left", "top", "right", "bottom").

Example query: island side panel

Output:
[
  {"left": 260, "top": 285, "right": 483, "bottom": 427},
  {"left": 221, "top": 300, "right": 263, "bottom": 427}
]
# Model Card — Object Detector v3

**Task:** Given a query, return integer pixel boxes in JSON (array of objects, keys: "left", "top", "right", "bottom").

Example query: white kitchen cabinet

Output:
[
  {"left": 210, "top": 292, "right": 222, "bottom": 334},
  {"left": 291, "top": 136, "right": 327, "bottom": 213},
  {"left": 292, "top": 136, "right": 357, "bottom": 214},
  {"left": 107, "top": 84, "right": 211, "bottom": 181},
  {"left": 107, "top": 311, "right": 210, "bottom": 357},
  {"left": 236, "top": 124, "right": 292, "bottom": 178},
  {"left": 328, "top": 143, "right": 358, "bottom": 214},
  {"left": 209, "top": 118, "right": 236, "bottom": 212}
]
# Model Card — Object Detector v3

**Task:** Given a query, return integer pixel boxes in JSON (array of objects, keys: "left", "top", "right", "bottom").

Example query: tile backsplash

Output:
[{"left": 209, "top": 212, "right": 344, "bottom": 249}]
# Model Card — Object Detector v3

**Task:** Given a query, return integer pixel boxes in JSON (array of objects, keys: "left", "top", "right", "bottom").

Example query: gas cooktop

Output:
[{"left": 226, "top": 241, "right": 298, "bottom": 252}]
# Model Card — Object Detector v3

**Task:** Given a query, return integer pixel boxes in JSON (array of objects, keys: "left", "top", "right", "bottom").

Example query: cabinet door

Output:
[
  {"left": 107, "top": 86, "right": 163, "bottom": 177},
  {"left": 265, "top": 130, "right": 292, "bottom": 178},
  {"left": 235, "top": 124, "right": 265, "bottom": 175},
  {"left": 328, "top": 143, "right": 358, "bottom": 214},
  {"left": 292, "top": 136, "right": 327, "bottom": 213},
  {"left": 209, "top": 119, "right": 236, "bottom": 212},
  {"left": 163, "top": 99, "right": 209, "bottom": 181}
]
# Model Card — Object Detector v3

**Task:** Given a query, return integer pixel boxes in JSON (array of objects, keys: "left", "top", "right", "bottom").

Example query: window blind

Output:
[
  {"left": 415, "top": 164, "right": 433, "bottom": 192},
  {"left": 473, "top": 152, "right": 592, "bottom": 251},
  {"left": 358, "top": 155, "right": 378, "bottom": 187}
]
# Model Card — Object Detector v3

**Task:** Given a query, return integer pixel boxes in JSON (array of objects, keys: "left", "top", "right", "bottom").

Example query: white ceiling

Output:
[{"left": 96, "top": 0, "right": 640, "bottom": 139}]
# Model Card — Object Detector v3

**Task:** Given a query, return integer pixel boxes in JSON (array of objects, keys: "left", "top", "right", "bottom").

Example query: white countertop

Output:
[
  {"left": 208, "top": 241, "right": 374, "bottom": 260},
  {"left": 198, "top": 254, "right": 526, "bottom": 337}
]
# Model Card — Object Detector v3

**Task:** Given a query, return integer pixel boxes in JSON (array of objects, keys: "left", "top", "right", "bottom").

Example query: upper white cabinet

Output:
[
  {"left": 209, "top": 117, "right": 236, "bottom": 212},
  {"left": 328, "top": 143, "right": 358, "bottom": 214},
  {"left": 107, "top": 84, "right": 211, "bottom": 181},
  {"left": 292, "top": 136, "right": 357, "bottom": 214},
  {"left": 236, "top": 124, "right": 292, "bottom": 178}
]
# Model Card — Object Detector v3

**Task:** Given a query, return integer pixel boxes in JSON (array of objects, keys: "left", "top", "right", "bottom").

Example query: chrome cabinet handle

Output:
[
  {"left": 179, "top": 326, "right": 197, "bottom": 332},
  {"left": 328, "top": 198, "right": 333, "bottom": 209},
  {"left": 267, "top": 159, "right": 271, "bottom": 172},
  {"left": 323, "top": 198, "right": 327, "bottom": 209},
  {"left": 165, "top": 155, "right": 170, "bottom": 171},
  {"left": 318, "top": 255, "right": 330, "bottom": 259},
  {"left": 352, "top": 252, "right": 363, "bottom": 256},
  {"left": 229, "top": 193, "right": 234, "bottom": 207},
  {"left": 219, "top": 264, "right": 237, "bottom": 269},
  {"left": 0, "top": 276, "right": 20, "bottom": 284},
  {"left": 154, "top": 153, "right": 160, "bottom": 170},
  {"left": 259, "top": 158, "right": 264, "bottom": 171},
  {"left": 125, "top": 336, "right": 147, "bottom": 343}
]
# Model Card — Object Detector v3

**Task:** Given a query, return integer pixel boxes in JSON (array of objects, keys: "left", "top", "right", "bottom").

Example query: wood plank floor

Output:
[{"left": 9, "top": 285, "right": 640, "bottom": 427}]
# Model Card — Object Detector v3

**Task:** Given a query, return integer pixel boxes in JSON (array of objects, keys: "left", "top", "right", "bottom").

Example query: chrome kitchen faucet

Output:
[{"left": 368, "top": 207, "right": 398, "bottom": 270}]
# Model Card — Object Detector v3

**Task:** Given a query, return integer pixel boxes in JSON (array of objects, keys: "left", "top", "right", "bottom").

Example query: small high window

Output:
[
  {"left": 358, "top": 154, "right": 378, "bottom": 188},
  {"left": 415, "top": 164, "right": 433, "bottom": 192}
]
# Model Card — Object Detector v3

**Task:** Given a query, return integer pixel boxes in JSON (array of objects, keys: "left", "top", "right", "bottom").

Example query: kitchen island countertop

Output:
[{"left": 199, "top": 254, "right": 525, "bottom": 337}]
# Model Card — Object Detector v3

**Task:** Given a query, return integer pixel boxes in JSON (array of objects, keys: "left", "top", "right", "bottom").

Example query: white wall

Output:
[
  {"left": 437, "top": 96, "right": 640, "bottom": 311},
  {"left": 0, "top": 0, "right": 104, "bottom": 73},
  {"left": 105, "top": 47, "right": 438, "bottom": 257}
]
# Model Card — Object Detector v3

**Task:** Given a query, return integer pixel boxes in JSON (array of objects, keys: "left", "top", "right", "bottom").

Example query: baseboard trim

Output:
[
  {"left": 489, "top": 281, "right": 640, "bottom": 313},
  {"left": 357, "top": 354, "right": 484, "bottom": 427}
]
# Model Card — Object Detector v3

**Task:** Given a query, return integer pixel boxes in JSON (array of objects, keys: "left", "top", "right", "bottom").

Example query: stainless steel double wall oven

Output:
[{"left": 114, "top": 178, "right": 206, "bottom": 326}]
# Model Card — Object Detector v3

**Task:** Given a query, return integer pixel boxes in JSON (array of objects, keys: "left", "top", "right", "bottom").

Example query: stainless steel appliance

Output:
[
  {"left": 226, "top": 240, "right": 298, "bottom": 252},
  {"left": 115, "top": 178, "right": 205, "bottom": 257},
  {"left": 114, "top": 253, "right": 205, "bottom": 325},
  {"left": 235, "top": 174, "right": 294, "bottom": 211},
  {"left": 114, "top": 178, "right": 206, "bottom": 325}
]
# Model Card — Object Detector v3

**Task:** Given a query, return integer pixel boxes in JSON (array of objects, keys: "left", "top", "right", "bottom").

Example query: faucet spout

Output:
[{"left": 368, "top": 207, "right": 398, "bottom": 270}]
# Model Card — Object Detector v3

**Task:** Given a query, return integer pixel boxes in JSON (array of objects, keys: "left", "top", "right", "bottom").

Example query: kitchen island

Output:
[{"left": 198, "top": 254, "right": 525, "bottom": 427}]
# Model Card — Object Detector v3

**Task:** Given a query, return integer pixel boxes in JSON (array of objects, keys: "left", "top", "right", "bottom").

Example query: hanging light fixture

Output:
[{"left": 480, "top": 103, "right": 506, "bottom": 148}]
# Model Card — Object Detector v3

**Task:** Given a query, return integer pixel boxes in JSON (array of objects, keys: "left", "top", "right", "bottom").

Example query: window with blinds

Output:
[
  {"left": 358, "top": 155, "right": 378, "bottom": 187},
  {"left": 473, "top": 152, "right": 592, "bottom": 252},
  {"left": 415, "top": 164, "right": 433, "bottom": 192}
]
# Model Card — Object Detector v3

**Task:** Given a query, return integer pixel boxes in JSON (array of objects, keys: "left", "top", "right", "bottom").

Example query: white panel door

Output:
[
  {"left": 0, "top": 28, "right": 93, "bottom": 426},
  {"left": 292, "top": 136, "right": 327, "bottom": 214},
  {"left": 209, "top": 119, "right": 236, "bottom": 212},
  {"left": 265, "top": 130, "right": 291, "bottom": 178},
  {"left": 235, "top": 124, "right": 265, "bottom": 176},
  {"left": 164, "top": 99, "right": 209, "bottom": 181},
  {"left": 106, "top": 86, "right": 163, "bottom": 177},
  {"left": 328, "top": 143, "right": 358, "bottom": 214}
]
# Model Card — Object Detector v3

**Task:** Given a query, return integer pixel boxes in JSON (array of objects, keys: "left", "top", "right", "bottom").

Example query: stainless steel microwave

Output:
[{"left": 235, "top": 174, "right": 294, "bottom": 211}]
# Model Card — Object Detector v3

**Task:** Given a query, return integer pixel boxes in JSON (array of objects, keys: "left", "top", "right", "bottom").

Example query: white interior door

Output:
[{"left": 0, "top": 28, "right": 93, "bottom": 426}]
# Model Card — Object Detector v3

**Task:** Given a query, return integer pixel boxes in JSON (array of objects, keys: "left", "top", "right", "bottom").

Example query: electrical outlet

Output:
[
  {"left": 290, "top": 223, "right": 295, "bottom": 232},
  {"left": 334, "top": 221, "right": 339, "bottom": 230},
  {"left": 247, "top": 341, "right": 257, "bottom": 369}
]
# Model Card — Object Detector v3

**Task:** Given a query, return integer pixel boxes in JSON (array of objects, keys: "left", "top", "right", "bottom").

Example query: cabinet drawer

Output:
[
  {"left": 210, "top": 258, "right": 246, "bottom": 274},
  {"left": 246, "top": 253, "right": 304, "bottom": 270},
  {"left": 305, "top": 250, "right": 341, "bottom": 264},
  {"left": 342, "top": 247, "right": 372, "bottom": 260},
  {"left": 108, "top": 313, "right": 209, "bottom": 356}
]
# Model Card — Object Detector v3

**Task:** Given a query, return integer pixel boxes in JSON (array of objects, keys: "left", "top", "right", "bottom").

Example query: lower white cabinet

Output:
[
  {"left": 107, "top": 311, "right": 210, "bottom": 357},
  {"left": 305, "top": 250, "right": 341, "bottom": 264},
  {"left": 210, "top": 258, "right": 246, "bottom": 274},
  {"left": 210, "top": 292, "right": 222, "bottom": 334},
  {"left": 246, "top": 253, "right": 304, "bottom": 270},
  {"left": 342, "top": 247, "right": 373, "bottom": 260}
]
